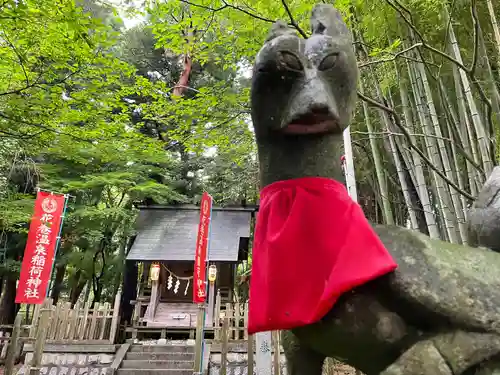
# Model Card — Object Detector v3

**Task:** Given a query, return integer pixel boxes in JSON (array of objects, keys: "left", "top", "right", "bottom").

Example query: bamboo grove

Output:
[
  {"left": 350, "top": 0, "right": 500, "bottom": 244},
  {"left": 352, "top": 0, "right": 500, "bottom": 244}
]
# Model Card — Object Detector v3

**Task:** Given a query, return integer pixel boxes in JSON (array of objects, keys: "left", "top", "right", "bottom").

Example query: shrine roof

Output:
[{"left": 126, "top": 205, "right": 255, "bottom": 262}]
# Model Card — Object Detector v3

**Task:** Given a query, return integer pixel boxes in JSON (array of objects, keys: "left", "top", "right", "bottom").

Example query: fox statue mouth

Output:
[{"left": 282, "top": 109, "right": 341, "bottom": 135}]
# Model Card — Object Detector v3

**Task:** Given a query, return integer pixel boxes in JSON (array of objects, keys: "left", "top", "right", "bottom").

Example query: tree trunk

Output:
[
  {"left": 69, "top": 270, "right": 86, "bottom": 307},
  {"left": 50, "top": 264, "right": 66, "bottom": 304},
  {"left": 0, "top": 277, "right": 18, "bottom": 325},
  {"left": 92, "top": 282, "right": 102, "bottom": 307},
  {"left": 83, "top": 281, "right": 91, "bottom": 304},
  {"left": 172, "top": 55, "right": 193, "bottom": 97},
  {"left": 120, "top": 260, "right": 138, "bottom": 325}
]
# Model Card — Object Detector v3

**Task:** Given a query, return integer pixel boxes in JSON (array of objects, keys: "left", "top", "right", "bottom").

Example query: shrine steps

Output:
[
  {"left": 121, "top": 360, "right": 194, "bottom": 369},
  {"left": 125, "top": 352, "right": 194, "bottom": 361},
  {"left": 117, "top": 344, "right": 194, "bottom": 375},
  {"left": 129, "top": 345, "right": 195, "bottom": 353}
]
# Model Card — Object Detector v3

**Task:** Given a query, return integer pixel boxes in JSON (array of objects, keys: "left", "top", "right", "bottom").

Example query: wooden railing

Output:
[
  {"left": 130, "top": 297, "right": 150, "bottom": 325},
  {"left": 128, "top": 289, "right": 252, "bottom": 341},
  {"left": 0, "top": 329, "right": 12, "bottom": 362},
  {"left": 214, "top": 316, "right": 282, "bottom": 375},
  {"left": 213, "top": 300, "right": 248, "bottom": 341},
  {"left": 0, "top": 315, "right": 23, "bottom": 375}
]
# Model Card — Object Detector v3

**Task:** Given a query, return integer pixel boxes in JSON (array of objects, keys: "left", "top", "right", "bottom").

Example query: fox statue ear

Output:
[
  {"left": 265, "top": 20, "right": 297, "bottom": 42},
  {"left": 310, "top": 4, "right": 352, "bottom": 42}
]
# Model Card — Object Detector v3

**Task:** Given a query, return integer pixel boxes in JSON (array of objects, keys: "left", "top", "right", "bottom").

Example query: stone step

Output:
[
  {"left": 126, "top": 352, "right": 194, "bottom": 361},
  {"left": 130, "top": 345, "right": 195, "bottom": 353},
  {"left": 117, "top": 369, "right": 192, "bottom": 375},
  {"left": 121, "top": 360, "right": 194, "bottom": 369}
]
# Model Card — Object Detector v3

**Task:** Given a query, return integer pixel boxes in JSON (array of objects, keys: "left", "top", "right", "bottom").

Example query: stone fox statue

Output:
[{"left": 250, "top": 4, "right": 500, "bottom": 375}]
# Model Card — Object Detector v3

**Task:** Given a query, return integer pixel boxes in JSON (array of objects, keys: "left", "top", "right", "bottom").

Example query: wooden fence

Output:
[
  {"left": 0, "top": 292, "right": 121, "bottom": 375},
  {"left": 30, "top": 292, "right": 121, "bottom": 343}
]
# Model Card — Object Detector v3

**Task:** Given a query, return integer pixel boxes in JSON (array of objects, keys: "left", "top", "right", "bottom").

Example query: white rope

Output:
[{"left": 160, "top": 263, "right": 193, "bottom": 280}]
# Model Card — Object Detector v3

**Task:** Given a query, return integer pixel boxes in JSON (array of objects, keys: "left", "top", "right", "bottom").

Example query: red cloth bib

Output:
[{"left": 248, "top": 177, "right": 398, "bottom": 334}]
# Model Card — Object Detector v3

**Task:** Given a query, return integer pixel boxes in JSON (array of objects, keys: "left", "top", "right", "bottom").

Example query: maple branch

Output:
[
  {"left": 178, "top": 0, "right": 307, "bottom": 36},
  {"left": 0, "top": 128, "right": 48, "bottom": 140},
  {"left": 179, "top": 0, "right": 276, "bottom": 24},
  {"left": 0, "top": 60, "right": 84, "bottom": 97},
  {"left": 358, "top": 43, "right": 423, "bottom": 68},
  {"left": 0, "top": 111, "right": 95, "bottom": 143},
  {"left": 281, "top": 0, "right": 307, "bottom": 38},
  {"left": 3, "top": 34, "right": 30, "bottom": 88},
  {"left": 164, "top": 112, "right": 244, "bottom": 151}
]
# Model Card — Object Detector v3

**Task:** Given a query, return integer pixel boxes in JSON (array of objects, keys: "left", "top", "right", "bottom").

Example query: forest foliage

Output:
[{"left": 0, "top": 0, "right": 499, "bottom": 322}]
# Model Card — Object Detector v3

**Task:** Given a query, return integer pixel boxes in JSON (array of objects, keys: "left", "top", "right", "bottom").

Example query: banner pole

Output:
[
  {"left": 36, "top": 188, "right": 75, "bottom": 199},
  {"left": 199, "top": 198, "right": 213, "bottom": 373},
  {"left": 343, "top": 126, "right": 358, "bottom": 202},
  {"left": 46, "top": 194, "right": 69, "bottom": 298}
]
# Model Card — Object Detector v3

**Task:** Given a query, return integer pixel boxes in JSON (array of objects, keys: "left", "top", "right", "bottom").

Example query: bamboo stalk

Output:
[
  {"left": 398, "top": 63, "right": 439, "bottom": 237},
  {"left": 406, "top": 49, "right": 448, "bottom": 240},
  {"left": 415, "top": 57, "right": 459, "bottom": 243},
  {"left": 445, "top": 8, "right": 493, "bottom": 175},
  {"left": 358, "top": 78, "right": 394, "bottom": 225},
  {"left": 451, "top": 60, "right": 480, "bottom": 196},
  {"left": 386, "top": 89, "right": 419, "bottom": 229},
  {"left": 486, "top": 0, "right": 500, "bottom": 73}
]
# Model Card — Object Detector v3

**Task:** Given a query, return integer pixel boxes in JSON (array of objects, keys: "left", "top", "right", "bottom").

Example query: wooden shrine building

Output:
[{"left": 123, "top": 204, "right": 254, "bottom": 336}]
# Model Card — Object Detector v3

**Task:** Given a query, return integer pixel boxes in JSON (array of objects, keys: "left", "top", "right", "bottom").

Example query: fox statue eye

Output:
[
  {"left": 277, "top": 51, "right": 303, "bottom": 72},
  {"left": 318, "top": 53, "right": 339, "bottom": 71}
]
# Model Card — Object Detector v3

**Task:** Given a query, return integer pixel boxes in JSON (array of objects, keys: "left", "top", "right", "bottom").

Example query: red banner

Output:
[
  {"left": 15, "top": 191, "right": 66, "bottom": 304},
  {"left": 193, "top": 192, "right": 213, "bottom": 303}
]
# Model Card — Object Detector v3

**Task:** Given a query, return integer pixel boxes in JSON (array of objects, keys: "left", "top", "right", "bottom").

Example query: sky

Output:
[{"left": 107, "top": 0, "right": 145, "bottom": 29}]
